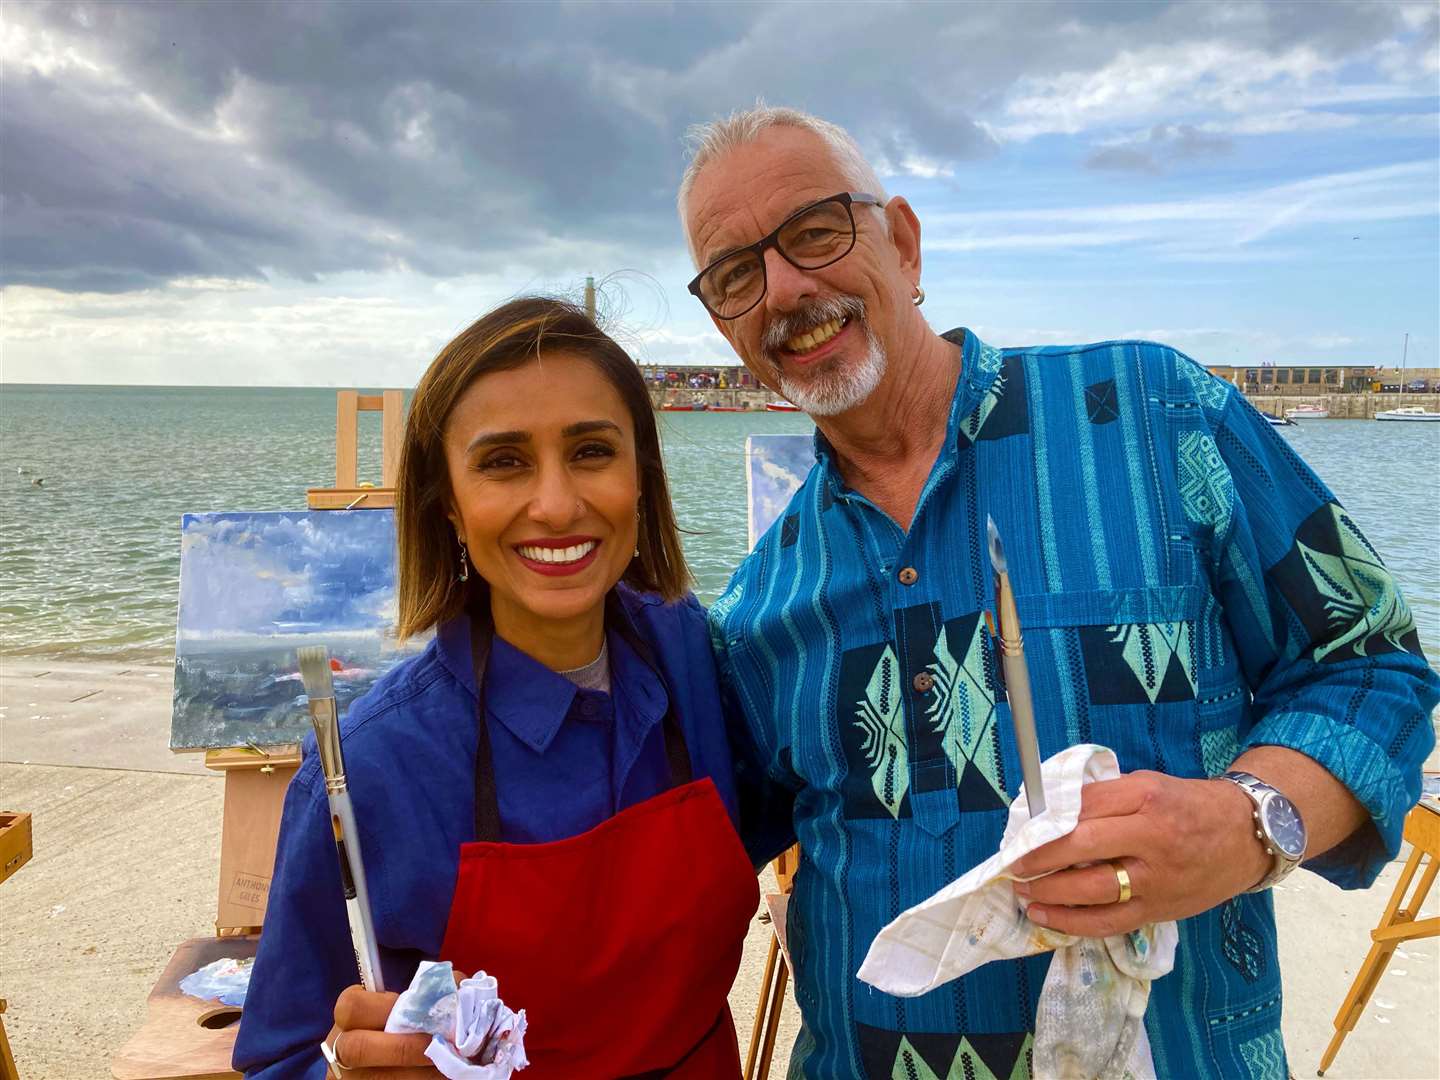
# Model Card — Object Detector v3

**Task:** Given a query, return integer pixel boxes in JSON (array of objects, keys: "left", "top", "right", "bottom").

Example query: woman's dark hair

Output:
[{"left": 395, "top": 296, "right": 691, "bottom": 639}]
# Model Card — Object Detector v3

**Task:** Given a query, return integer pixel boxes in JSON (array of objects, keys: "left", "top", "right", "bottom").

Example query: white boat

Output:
[
  {"left": 1375, "top": 405, "right": 1440, "bottom": 422},
  {"left": 1261, "top": 411, "right": 1295, "bottom": 427},
  {"left": 1286, "top": 404, "right": 1329, "bottom": 419},
  {"left": 1374, "top": 332, "right": 1440, "bottom": 421}
]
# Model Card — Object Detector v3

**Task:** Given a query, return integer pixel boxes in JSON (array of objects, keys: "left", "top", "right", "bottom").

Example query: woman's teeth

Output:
[
  {"left": 518, "top": 541, "right": 597, "bottom": 564},
  {"left": 786, "top": 317, "right": 845, "bottom": 353}
]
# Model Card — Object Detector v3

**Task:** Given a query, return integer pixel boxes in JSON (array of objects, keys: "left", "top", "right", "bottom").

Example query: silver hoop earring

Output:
[
  {"left": 912, "top": 284, "right": 925, "bottom": 307},
  {"left": 456, "top": 538, "right": 469, "bottom": 582}
]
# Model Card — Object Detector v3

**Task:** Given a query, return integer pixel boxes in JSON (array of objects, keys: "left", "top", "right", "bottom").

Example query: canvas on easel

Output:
[{"left": 114, "top": 389, "right": 409, "bottom": 1080}]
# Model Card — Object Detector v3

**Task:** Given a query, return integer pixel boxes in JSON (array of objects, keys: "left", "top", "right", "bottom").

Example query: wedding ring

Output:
[
  {"left": 1111, "top": 860, "right": 1133, "bottom": 904},
  {"left": 320, "top": 1031, "right": 351, "bottom": 1075}
]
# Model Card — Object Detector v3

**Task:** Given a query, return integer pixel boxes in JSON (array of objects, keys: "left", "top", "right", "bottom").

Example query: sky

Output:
[{"left": 2, "top": 0, "right": 1437, "bottom": 387}]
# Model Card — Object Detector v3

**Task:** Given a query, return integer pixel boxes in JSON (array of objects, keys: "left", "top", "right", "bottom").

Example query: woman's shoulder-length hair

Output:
[{"left": 394, "top": 296, "right": 692, "bottom": 640}]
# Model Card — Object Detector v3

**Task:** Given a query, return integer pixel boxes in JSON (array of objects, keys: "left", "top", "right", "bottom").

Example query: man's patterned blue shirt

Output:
[{"left": 710, "top": 328, "right": 1438, "bottom": 1079}]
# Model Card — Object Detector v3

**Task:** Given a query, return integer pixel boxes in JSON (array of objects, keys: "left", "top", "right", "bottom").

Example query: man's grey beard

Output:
[{"left": 761, "top": 296, "right": 888, "bottom": 418}]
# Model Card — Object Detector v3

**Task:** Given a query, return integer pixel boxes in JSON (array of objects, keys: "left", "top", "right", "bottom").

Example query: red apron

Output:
[{"left": 439, "top": 612, "right": 760, "bottom": 1079}]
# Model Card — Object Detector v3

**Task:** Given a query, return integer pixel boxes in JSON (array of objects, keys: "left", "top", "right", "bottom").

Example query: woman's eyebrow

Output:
[
  {"left": 466, "top": 429, "right": 529, "bottom": 452},
  {"left": 562, "top": 420, "right": 621, "bottom": 437},
  {"left": 465, "top": 420, "right": 618, "bottom": 453}
]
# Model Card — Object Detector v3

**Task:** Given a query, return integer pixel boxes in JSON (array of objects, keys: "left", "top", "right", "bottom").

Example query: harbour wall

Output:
[
  {"left": 647, "top": 386, "right": 1440, "bottom": 417},
  {"left": 650, "top": 387, "right": 773, "bottom": 410},
  {"left": 1241, "top": 393, "right": 1440, "bottom": 418}
]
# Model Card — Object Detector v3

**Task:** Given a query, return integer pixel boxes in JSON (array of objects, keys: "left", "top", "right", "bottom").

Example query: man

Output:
[{"left": 681, "top": 105, "right": 1438, "bottom": 1078}]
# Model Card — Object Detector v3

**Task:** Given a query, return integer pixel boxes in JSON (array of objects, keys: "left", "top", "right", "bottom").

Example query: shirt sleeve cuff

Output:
[{"left": 1242, "top": 709, "right": 1420, "bottom": 890}]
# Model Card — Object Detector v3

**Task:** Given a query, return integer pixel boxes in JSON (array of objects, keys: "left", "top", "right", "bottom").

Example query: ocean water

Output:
[{"left": 1, "top": 384, "right": 1437, "bottom": 666}]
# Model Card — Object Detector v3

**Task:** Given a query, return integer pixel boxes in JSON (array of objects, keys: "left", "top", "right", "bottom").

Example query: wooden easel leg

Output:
[
  {"left": 757, "top": 961, "right": 788, "bottom": 1080},
  {"left": 1318, "top": 845, "right": 1435, "bottom": 1076},
  {"left": 0, "top": 999, "right": 18, "bottom": 1080},
  {"left": 745, "top": 935, "right": 780, "bottom": 1080}
]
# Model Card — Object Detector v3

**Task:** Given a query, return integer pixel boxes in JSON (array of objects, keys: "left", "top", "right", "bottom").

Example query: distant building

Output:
[
  {"left": 1204, "top": 364, "right": 1440, "bottom": 395},
  {"left": 638, "top": 363, "right": 759, "bottom": 390}
]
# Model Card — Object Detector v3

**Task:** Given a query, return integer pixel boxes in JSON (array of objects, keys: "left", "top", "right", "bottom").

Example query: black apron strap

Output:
[{"left": 471, "top": 594, "right": 691, "bottom": 843}]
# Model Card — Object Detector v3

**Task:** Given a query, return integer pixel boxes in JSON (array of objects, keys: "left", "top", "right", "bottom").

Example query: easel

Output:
[
  {"left": 745, "top": 843, "right": 800, "bottom": 1080},
  {"left": 1, "top": 811, "right": 33, "bottom": 1080},
  {"left": 306, "top": 390, "right": 404, "bottom": 509},
  {"left": 112, "top": 390, "right": 405, "bottom": 1080},
  {"left": 1318, "top": 798, "right": 1440, "bottom": 1076}
]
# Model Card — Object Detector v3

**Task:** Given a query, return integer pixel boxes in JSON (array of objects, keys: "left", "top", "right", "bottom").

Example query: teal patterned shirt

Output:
[{"left": 709, "top": 328, "right": 1438, "bottom": 1079}]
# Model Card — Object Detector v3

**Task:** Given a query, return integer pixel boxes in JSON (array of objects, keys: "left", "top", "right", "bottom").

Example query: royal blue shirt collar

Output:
[{"left": 431, "top": 604, "right": 669, "bottom": 757}]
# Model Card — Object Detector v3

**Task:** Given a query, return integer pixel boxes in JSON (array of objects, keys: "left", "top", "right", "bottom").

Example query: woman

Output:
[{"left": 234, "top": 298, "right": 759, "bottom": 1078}]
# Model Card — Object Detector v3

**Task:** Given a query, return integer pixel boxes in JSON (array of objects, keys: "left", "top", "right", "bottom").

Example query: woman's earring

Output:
[
  {"left": 633, "top": 509, "right": 641, "bottom": 559},
  {"left": 457, "top": 538, "right": 470, "bottom": 582},
  {"left": 912, "top": 283, "right": 925, "bottom": 307}
]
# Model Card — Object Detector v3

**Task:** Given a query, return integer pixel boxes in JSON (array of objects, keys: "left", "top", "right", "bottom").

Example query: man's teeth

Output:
[
  {"left": 518, "top": 541, "right": 597, "bottom": 564},
  {"left": 786, "top": 317, "right": 845, "bottom": 353}
]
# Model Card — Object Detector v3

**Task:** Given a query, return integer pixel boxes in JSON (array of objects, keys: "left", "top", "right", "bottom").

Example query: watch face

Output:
[{"left": 1262, "top": 795, "right": 1307, "bottom": 859}]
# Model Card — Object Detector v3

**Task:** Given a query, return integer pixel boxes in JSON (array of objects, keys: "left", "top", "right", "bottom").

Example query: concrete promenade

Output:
[{"left": 2, "top": 658, "right": 1435, "bottom": 1079}]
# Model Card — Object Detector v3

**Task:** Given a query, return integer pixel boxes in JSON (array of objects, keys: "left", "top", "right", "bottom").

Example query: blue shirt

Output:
[
  {"left": 234, "top": 587, "right": 740, "bottom": 1078},
  {"left": 710, "top": 329, "right": 1439, "bottom": 1079}
]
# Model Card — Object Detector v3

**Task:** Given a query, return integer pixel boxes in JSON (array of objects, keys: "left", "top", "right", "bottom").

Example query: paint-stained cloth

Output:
[{"left": 709, "top": 328, "right": 1439, "bottom": 1079}]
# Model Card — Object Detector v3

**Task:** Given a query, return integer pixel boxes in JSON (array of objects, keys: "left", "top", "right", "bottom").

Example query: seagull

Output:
[
  {"left": 16, "top": 466, "right": 27, "bottom": 474},
  {"left": 31, "top": 478, "right": 44, "bottom": 487}
]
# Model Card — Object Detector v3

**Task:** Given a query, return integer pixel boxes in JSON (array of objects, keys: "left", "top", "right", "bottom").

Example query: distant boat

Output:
[
  {"left": 1260, "top": 411, "right": 1296, "bottom": 427},
  {"left": 1375, "top": 405, "right": 1440, "bottom": 422},
  {"left": 661, "top": 402, "right": 706, "bottom": 412},
  {"left": 1374, "top": 333, "right": 1439, "bottom": 420},
  {"left": 765, "top": 401, "right": 801, "bottom": 412},
  {"left": 1286, "top": 404, "right": 1328, "bottom": 419}
]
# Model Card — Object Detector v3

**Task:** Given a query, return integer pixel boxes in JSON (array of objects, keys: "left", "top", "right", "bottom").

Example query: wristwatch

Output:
[{"left": 1220, "top": 771, "right": 1307, "bottom": 892}]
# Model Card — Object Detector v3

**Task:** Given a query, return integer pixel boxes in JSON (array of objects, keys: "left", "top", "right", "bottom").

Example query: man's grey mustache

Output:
[{"left": 761, "top": 296, "right": 867, "bottom": 357}]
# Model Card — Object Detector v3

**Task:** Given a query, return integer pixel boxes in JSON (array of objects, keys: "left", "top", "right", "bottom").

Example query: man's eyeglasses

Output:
[{"left": 688, "top": 192, "right": 884, "bottom": 320}]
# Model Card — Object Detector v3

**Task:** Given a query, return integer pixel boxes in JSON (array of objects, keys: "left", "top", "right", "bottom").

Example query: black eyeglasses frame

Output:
[{"left": 687, "top": 191, "right": 885, "bottom": 320}]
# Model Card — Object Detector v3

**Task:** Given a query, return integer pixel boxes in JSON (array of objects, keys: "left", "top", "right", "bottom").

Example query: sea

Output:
[{"left": 1, "top": 384, "right": 1438, "bottom": 666}]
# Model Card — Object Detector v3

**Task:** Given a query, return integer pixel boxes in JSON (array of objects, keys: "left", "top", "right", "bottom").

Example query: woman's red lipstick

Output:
[{"left": 514, "top": 536, "right": 602, "bottom": 577}]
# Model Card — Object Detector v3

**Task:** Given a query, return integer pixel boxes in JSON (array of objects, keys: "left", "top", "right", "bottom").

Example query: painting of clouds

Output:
[
  {"left": 171, "top": 509, "right": 423, "bottom": 751},
  {"left": 746, "top": 434, "right": 816, "bottom": 549}
]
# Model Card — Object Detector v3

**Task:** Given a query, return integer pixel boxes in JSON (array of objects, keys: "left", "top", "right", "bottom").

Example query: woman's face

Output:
[{"left": 443, "top": 350, "right": 641, "bottom": 642}]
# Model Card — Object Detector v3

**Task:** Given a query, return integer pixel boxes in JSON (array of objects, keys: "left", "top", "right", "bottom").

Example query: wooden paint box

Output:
[{"left": 0, "top": 811, "right": 32, "bottom": 887}]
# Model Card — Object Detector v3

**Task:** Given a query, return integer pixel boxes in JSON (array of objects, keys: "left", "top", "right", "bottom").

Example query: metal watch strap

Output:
[{"left": 1221, "top": 770, "right": 1304, "bottom": 893}]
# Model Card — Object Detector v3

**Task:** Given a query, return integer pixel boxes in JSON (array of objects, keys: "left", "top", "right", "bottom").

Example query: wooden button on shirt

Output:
[
  {"left": 913, "top": 672, "right": 935, "bottom": 693},
  {"left": 898, "top": 567, "right": 919, "bottom": 586}
]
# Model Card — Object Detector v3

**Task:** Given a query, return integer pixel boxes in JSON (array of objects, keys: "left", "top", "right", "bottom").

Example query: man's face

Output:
[{"left": 684, "top": 127, "right": 910, "bottom": 415}]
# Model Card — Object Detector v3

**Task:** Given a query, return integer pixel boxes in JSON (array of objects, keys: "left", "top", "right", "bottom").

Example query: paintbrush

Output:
[
  {"left": 297, "top": 645, "right": 386, "bottom": 993},
  {"left": 986, "top": 516, "right": 1047, "bottom": 818}
]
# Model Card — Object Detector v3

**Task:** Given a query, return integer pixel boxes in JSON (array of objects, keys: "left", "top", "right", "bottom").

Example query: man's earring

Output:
[
  {"left": 912, "top": 283, "right": 925, "bottom": 307},
  {"left": 457, "top": 538, "right": 469, "bottom": 582}
]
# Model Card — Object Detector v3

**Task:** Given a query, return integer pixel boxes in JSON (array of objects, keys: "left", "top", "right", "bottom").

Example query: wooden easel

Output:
[
  {"left": 745, "top": 843, "right": 799, "bottom": 1080},
  {"left": 113, "top": 390, "right": 405, "bottom": 1080},
  {"left": 1318, "top": 798, "right": 1440, "bottom": 1076},
  {"left": 306, "top": 390, "right": 404, "bottom": 509}
]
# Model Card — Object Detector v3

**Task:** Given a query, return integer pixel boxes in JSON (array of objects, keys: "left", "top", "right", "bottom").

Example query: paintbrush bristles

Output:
[
  {"left": 986, "top": 514, "right": 1008, "bottom": 575},
  {"left": 297, "top": 645, "right": 336, "bottom": 700}
]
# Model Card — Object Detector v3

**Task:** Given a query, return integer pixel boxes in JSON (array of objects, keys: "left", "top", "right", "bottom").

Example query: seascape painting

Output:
[
  {"left": 171, "top": 509, "right": 424, "bottom": 751},
  {"left": 746, "top": 433, "right": 815, "bottom": 548}
]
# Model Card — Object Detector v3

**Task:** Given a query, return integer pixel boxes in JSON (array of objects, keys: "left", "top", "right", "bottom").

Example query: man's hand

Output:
[
  {"left": 1009, "top": 770, "right": 1269, "bottom": 937},
  {"left": 323, "top": 970, "right": 472, "bottom": 1078}
]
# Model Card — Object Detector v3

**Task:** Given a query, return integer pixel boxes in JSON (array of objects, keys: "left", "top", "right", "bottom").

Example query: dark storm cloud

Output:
[{"left": 1, "top": 0, "right": 1429, "bottom": 292}]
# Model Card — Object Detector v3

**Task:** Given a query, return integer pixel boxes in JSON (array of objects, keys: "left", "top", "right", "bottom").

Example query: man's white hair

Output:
[{"left": 677, "top": 104, "right": 888, "bottom": 265}]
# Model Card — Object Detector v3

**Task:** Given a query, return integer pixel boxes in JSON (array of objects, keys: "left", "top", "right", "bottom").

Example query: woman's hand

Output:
[{"left": 321, "top": 970, "right": 471, "bottom": 1078}]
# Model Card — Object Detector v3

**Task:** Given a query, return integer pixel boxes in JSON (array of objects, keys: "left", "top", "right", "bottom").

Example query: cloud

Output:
[{"left": 3, "top": 0, "right": 1434, "bottom": 297}]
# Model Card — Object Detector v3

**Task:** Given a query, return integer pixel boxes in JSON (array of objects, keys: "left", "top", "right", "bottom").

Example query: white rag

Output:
[
  {"left": 857, "top": 744, "right": 1177, "bottom": 1080},
  {"left": 384, "top": 961, "right": 529, "bottom": 1078}
]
